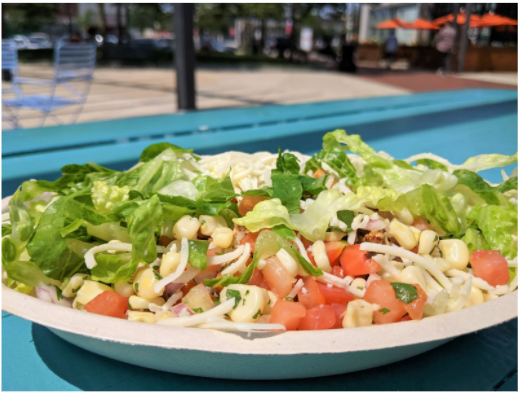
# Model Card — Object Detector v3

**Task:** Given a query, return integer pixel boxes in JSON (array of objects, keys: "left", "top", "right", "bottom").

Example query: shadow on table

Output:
[{"left": 32, "top": 319, "right": 517, "bottom": 391}]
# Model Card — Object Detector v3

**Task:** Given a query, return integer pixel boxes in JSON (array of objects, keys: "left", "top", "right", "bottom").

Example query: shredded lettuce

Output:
[
  {"left": 468, "top": 205, "right": 518, "bottom": 259},
  {"left": 463, "top": 152, "right": 518, "bottom": 173},
  {"left": 461, "top": 227, "right": 490, "bottom": 254}
]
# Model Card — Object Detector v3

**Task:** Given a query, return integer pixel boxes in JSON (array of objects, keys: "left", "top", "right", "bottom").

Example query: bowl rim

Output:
[{"left": 2, "top": 285, "right": 517, "bottom": 355}]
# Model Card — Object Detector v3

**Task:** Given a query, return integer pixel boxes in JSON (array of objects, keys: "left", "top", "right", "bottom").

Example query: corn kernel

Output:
[
  {"left": 211, "top": 227, "right": 233, "bottom": 249},
  {"left": 62, "top": 273, "right": 88, "bottom": 298},
  {"left": 465, "top": 286, "right": 484, "bottom": 308},
  {"left": 160, "top": 252, "right": 181, "bottom": 277},
  {"left": 133, "top": 268, "right": 164, "bottom": 299},
  {"left": 73, "top": 280, "right": 113, "bottom": 310},
  {"left": 324, "top": 230, "right": 347, "bottom": 242},
  {"left": 129, "top": 295, "right": 165, "bottom": 310},
  {"left": 128, "top": 311, "right": 156, "bottom": 324},
  {"left": 199, "top": 215, "right": 227, "bottom": 236},
  {"left": 392, "top": 207, "right": 414, "bottom": 225},
  {"left": 389, "top": 218, "right": 418, "bottom": 250},
  {"left": 311, "top": 240, "right": 332, "bottom": 273},
  {"left": 418, "top": 230, "right": 439, "bottom": 255},
  {"left": 438, "top": 239, "right": 469, "bottom": 270},
  {"left": 172, "top": 215, "right": 200, "bottom": 240},
  {"left": 343, "top": 299, "right": 373, "bottom": 328},
  {"left": 114, "top": 281, "right": 135, "bottom": 298}
]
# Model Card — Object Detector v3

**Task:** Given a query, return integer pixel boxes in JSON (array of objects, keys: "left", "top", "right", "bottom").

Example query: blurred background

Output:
[{"left": 1, "top": 3, "right": 518, "bottom": 129}]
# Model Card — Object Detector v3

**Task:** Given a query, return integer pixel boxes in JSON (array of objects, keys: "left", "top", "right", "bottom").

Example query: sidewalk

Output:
[
  {"left": 2, "top": 63, "right": 516, "bottom": 130},
  {"left": 2, "top": 64, "right": 410, "bottom": 130}
]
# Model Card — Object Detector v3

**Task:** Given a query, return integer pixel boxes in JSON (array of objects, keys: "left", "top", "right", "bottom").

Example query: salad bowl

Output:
[{"left": 3, "top": 284, "right": 517, "bottom": 380}]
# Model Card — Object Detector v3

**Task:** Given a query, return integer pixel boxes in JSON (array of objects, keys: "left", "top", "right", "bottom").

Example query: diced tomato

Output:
[
  {"left": 240, "top": 232, "right": 260, "bottom": 254},
  {"left": 409, "top": 246, "right": 419, "bottom": 254},
  {"left": 363, "top": 280, "right": 407, "bottom": 325},
  {"left": 206, "top": 248, "right": 225, "bottom": 271},
  {"left": 298, "top": 276, "right": 326, "bottom": 309},
  {"left": 181, "top": 280, "right": 197, "bottom": 297},
  {"left": 238, "top": 196, "right": 269, "bottom": 216},
  {"left": 331, "top": 266, "right": 346, "bottom": 278},
  {"left": 248, "top": 269, "right": 271, "bottom": 290},
  {"left": 470, "top": 250, "right": 510, "bottom": 287},
  {"left": 313, "top": 169, "right": 326, "bottom": 178},
  {"left": 297, "top": 305, "right": 336, "bottom": 330},
  {"left": 316, "top": 281, "right": 355, "bottom": 304},
  {"left": 262, "top": 256, "right": 293, "bottom": 298},
  {"left": 411, "top": 216, "right": 430, "bottom": 231},
  {"left": 401, "top": 315, "right": 412, "bottom": 322},
  {"left": 340, "top": 245, "right": 381, "bottom": 276},
  {"left": 325, "top": 241, "right": 347, "bottom": 266},
  {"left": 330, "top": 303, "right": 347, "bottom": 329},
  {"left": 269, "top": 300, "right": 306, "bottom": 331},
  {"left": 403, "top": 284, "right": 427, "bottom": 320},
  {"left": 84, "top": 291, "right": 128, "bottom": 319}
]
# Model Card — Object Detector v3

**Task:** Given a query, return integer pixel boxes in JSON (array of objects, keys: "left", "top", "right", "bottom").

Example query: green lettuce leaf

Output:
[
  {"left": 468, "top": 205, "right": 517, "bottom": 259},
  {"left": 115, "top": 148, "right": 185, "bottom": 196},
  {"left": 461, "top": 227, "right": 490, "bottom": 254},
  {"left": 234, "top": 188, "right": 374, "bottom": 242},
  {"left": 463, "top": 152, "right": 518, "bottom": 172},
  {"left": 193, "top": 173, "right": 236, "bottom": 203},
  {"left": 453, "top": 169, "right": 514, "bottom": 206},
  {"left": 271, "top": 174, "right": 302, "bottom": 214},
  {"left": 3, "top": 260, "right": 60, "bottom": 287},
  {"left": 416, "top": 159, "right": 449, "bottom": 171},
  {"left": 405, "top": 185, "right": 463, "bottom": 237},
  {"left": 188, "top": 240, "right": 210, "bottom": 270},
  {"left": 139, "top": 142, "right": 199, "bottom": 162}
]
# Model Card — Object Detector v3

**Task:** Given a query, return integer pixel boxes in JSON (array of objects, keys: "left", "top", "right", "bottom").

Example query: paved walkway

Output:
[{"left": 2, "top": 63, "right": 517, "bottom": 130}]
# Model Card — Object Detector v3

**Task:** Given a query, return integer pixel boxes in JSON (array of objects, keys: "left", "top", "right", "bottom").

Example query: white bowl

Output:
[{"left": 2, "top": 285, "right": 517, "bottom": 380}]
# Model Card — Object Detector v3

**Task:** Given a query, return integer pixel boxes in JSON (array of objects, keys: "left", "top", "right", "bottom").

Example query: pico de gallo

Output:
[{"left": 2, "top": 130, "right": 518, "bottom": 332}]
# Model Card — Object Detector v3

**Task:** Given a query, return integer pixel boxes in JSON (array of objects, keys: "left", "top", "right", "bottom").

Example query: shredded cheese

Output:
[
  {"left": 153, "top": 238, "right": 189, "bottom": 293},
  {"left": 221, "top": 242, "right": 251, "bottom": 275},
  {"left": 208, "top": 246, "right": 245, "bottom": 266},
  {"left": 84, "top": 242, "right": 132, "bottom": 269},
  {"left": 157, "top": 298, "right": 236, "bottom": 327},
  {"left": 287, "top": 279, "right": 304, "bottom": 299}
]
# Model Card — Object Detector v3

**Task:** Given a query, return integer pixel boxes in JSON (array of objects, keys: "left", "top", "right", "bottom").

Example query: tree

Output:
[
  {"left": 2, "top": 3, "right": 60, "bottom": 35},
  {"left": 97, "top": 3, "right": 107, "bottom": 36},
  {"left": 128, "top": 4, "right": 171, "bottom": 35}
]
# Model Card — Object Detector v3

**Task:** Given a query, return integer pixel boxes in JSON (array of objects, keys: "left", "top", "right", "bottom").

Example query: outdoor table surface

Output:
[{"left": 2, "top": 89, "right": 518, "bottom": 390}]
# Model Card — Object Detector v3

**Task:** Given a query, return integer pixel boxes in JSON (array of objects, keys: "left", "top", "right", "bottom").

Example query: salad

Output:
[{"left": 2, "top": 130, "right": 518, "bottom": 333}]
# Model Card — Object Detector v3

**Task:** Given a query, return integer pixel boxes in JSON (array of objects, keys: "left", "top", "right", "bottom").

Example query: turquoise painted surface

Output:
[
  {"left": 2, "top": 312, "right": 517, "bottom": 390},
  {"left": 3, "top": 89, "right": 516, "bottom": 157}
]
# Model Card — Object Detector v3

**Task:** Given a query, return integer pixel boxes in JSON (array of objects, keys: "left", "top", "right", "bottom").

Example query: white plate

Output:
[{"left": 2, "top": 285, "right": 517, "bottom": 380}]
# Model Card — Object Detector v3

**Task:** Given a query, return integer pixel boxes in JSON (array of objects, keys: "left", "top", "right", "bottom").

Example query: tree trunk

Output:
[
  {"left": 289, "top": 3, "right": 296, "bottom": 62},
  {"left": 260, "top": 18, "right": 266, "bottom": 55},
  {"left": 117, "top": 4, "right": 123, "bottom": 44},
  {"left": 97, "top": 3, "right": 106, "bottom": 36}
]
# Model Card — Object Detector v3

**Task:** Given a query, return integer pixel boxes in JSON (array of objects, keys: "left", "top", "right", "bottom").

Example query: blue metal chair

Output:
[
  {"left": 3, "top": 40, "right": 96, "bottom": 128},
  {"left": 2, "top": 39, "right": 22, "bottom": 128}
]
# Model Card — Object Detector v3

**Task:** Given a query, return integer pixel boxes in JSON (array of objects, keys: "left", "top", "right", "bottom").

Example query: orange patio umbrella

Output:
[
  {"left": 433, "top": 12, "right": 480, "bottom": 26},
  {"left": 472, "top": 13, "right": 518, "bottom": 27},
  {"left": 402, "top": 18, "right": 440, "bottom": 30},
  {"left": 375, "top": 19, "right": 406, "bottom": 29}
]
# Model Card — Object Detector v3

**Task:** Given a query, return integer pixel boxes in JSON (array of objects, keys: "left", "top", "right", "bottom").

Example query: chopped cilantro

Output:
[
  {"left": 192, "top": 307, "right": 204, "bottom": 314},
  {"left": 128, "top": 301, "right": 133, "bottom": 311},
  {"left": 357, "top": 286, "right": 364, "bottom": 291},
  {"left": 390, "top": 282, "right": 419, "bottom": 303},
  {"left": 76, "top": 302, "right": 84, "bottom": 309},
  {"left": 201, "top": 220, "right": 206, "bottom": 226},
  {"left": 245, "top": 290, "right": 250, "bottom": 295},
  {"left": 226, "top": 289, "right": 242, "bottom": 309},
  {"left": 56, "top": 287, "right": 63, "bottom": 300},
  {"left": 134, "top": 283, "right": 139, "bottom": 293},
  {"left": 284, "top": 297, "right": 294, "bottom": 302},
  {"left": 72, "top": 285, "right": 81, "bottom": 294},
  {"left": 216, "top": 252, "right": 225, "bottom": 256},
  {"left": 252, "top": 309, "right": 262, "bottom": 319},
  {"left": 153, "top": 270, "right": 163, "bottom": 280},
  {"left": 379, "top": 307, "right": 390, "bottom": 314},
  {"left": 214, "top": 299, "right": 221, "bottom": 306}
]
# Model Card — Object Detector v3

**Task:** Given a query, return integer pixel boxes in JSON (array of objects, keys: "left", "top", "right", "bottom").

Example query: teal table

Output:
[{"left": 2, "top": 89, "right": 518, "bottom": 390}]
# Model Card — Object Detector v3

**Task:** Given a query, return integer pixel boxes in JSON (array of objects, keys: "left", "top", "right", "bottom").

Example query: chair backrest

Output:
[
  {"left": 2, "top": 39, "right": 18, "bottom": 74},
  {"left": 53, "top": 41, "right": 96, "bottom": 81}
]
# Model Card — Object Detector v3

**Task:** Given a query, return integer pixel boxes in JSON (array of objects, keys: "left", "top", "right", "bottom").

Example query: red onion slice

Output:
[
  {"left": 171, "top": 303, "right": 194, "bottom": 317},
  {"left": 363, "top": 219, "right": 387, "bottom": 231},
  {"left": 36, "top": 283, "right": 72, "bottom": 307}
]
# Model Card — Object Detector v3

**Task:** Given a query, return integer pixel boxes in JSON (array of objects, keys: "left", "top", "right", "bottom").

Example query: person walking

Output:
[
  {"left": 384, "top": 31, "right": 398, "bottom": 69},
  {"left": 434, "top": 22, "right": 457, "bottom": 75}
]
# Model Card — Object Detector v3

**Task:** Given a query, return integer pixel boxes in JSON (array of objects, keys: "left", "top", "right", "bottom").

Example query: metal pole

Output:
[
  {"left": 174, "top": 3, "right": 196, "bottom": 110},
  {"left": 458, "top": 3, "right": 472, "bottom": 73},
  {"left": 447, "top": 3, "right": 459, "bottom": 72}
]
